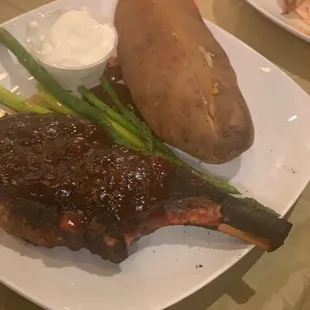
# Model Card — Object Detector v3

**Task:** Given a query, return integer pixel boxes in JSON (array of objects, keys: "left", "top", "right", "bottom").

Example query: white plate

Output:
[
  {"left": 1, "top": 0, "right": 310, "bottom": 310},
  {"left": 246, "top": 0, "right": 310, "bottom": 43}
]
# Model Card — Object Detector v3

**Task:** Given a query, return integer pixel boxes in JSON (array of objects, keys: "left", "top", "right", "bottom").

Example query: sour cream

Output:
[{"left": 32, "top": 9, "right": 116, "bottom": 68}]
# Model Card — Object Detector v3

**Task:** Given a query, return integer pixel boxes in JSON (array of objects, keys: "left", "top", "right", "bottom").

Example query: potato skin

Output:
[{"left": 115, "top": 0, "right": 254, "bottom": 164}]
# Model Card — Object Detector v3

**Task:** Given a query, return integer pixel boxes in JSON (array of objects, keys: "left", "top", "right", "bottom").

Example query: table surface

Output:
[{"left": 1, "top": 0, "right": 310, "bottom": 309}]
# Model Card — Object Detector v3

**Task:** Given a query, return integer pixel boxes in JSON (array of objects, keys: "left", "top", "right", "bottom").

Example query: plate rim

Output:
[
  {"left": 245, "top": 0, "right": 310, "bottom": 43},
  {"left": 0, "top": 1, "right": 309, "bottom": 310}
]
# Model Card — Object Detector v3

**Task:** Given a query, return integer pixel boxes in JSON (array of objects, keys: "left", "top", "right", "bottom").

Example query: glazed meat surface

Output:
[{"left": 0, "top": 113, "right": 292, "bottom": 263}]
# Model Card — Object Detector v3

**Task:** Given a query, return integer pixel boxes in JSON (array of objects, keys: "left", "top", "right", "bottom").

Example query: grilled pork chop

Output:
[{"left": 0, "top": 113, "right": 292, "bottom": 263}]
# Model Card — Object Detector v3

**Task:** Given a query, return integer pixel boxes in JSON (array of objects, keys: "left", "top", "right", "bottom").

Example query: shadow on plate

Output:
[
  {"left": 166, "top": 247, "right": 264, "bottom": 310},
  {"left": 129, "top": 226, "right": 248, "bottom": 259},
  {"left": 0, "top": 229, "right": 121, "bottom": 276},
  {"left": 0, "top": 224, "right": 248, "bottom": 277},
  {"left": 166, "top": 197, "right": 300, "bottom": 310},
  {"left": 174, "top": 148, "right": 242, "bottom": 182},
  {"left": 212, "top": 0, "right": 310, "bottom": 91}
]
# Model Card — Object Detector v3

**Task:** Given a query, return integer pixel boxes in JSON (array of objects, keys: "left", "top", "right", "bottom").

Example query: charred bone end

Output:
[{"left": 128, "top": 196, "right": 292, "bottom": 253}]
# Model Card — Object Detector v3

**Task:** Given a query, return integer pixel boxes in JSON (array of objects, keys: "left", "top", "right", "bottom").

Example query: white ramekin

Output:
[{"left": 26, "top": 7, "right": 118, "bottom": 90}]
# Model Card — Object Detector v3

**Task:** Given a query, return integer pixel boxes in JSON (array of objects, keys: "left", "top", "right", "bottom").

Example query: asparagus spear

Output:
[
  {"left": 79, "top": 86, "right": 179, "bottom": 160},
  {"left": 78, "top": 85, "right": 140, "bottom": 134},
  {"left": 101, "top": 76, "right": 154, "bottom": 150},
  {"left": 101, "top": 77, "right": 179, "bottom": 158},
  {"left": 37, "top": 84, "right": 75, "bottom": 114},
  {"left": 81, "top": 83, "right": 236, "bottom": 192},
  {"left": 105, "top": 116, "right": 148, "bottom": 151},
  {"left": 0, "top": 85, "right": 50, "bottom": 114},
  {"left": 1, "top": 85, "right": 146, "bottom": 153},
  {"left": 0, "top": 27, "right": 145, "bottom": 151},
  {"left": 101, "top": 76, "right": 240, "bottom": 194},
  {"left": 39, "top": 91, "right": 74, "bottom": 114}
]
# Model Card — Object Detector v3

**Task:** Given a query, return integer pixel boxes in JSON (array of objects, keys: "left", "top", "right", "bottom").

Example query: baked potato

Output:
[{"left": 115, "top": 0, "right": 254, "bottom": 164}]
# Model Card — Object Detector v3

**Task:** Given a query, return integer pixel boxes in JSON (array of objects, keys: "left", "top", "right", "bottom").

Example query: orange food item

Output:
[{"left": 295, "top": 0, "right": 310, "bottom": 25}]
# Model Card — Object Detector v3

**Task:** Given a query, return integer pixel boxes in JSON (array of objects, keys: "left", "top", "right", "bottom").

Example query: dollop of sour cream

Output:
[{"left": 32, "top": 9, "right": 116, "bottom": 68}]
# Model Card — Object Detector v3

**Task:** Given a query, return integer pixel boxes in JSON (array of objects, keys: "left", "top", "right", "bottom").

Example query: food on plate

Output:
[
  {"left": 293, "top": 1, "right": 310, "bottom": 25},
  {"left": 0, "top": 27, "right": 240, "bottom": 194},
  {"left": 0, "top": 113, "right": 292, "bottom": 263},
  {"left": 279, "top": 0, "right": 302, "bottom": 13},
  {"left": 280, "top": 0, "right": 310, "bottom": 25},
  {"left": 0, "top": 5, "right": 293, "bottom": 263},
  {"left": 280, "top": 0, "right": 304, "bottom": 13},
  {"left": 115, "top": 0, "right": 254, "bottom": 164}
]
